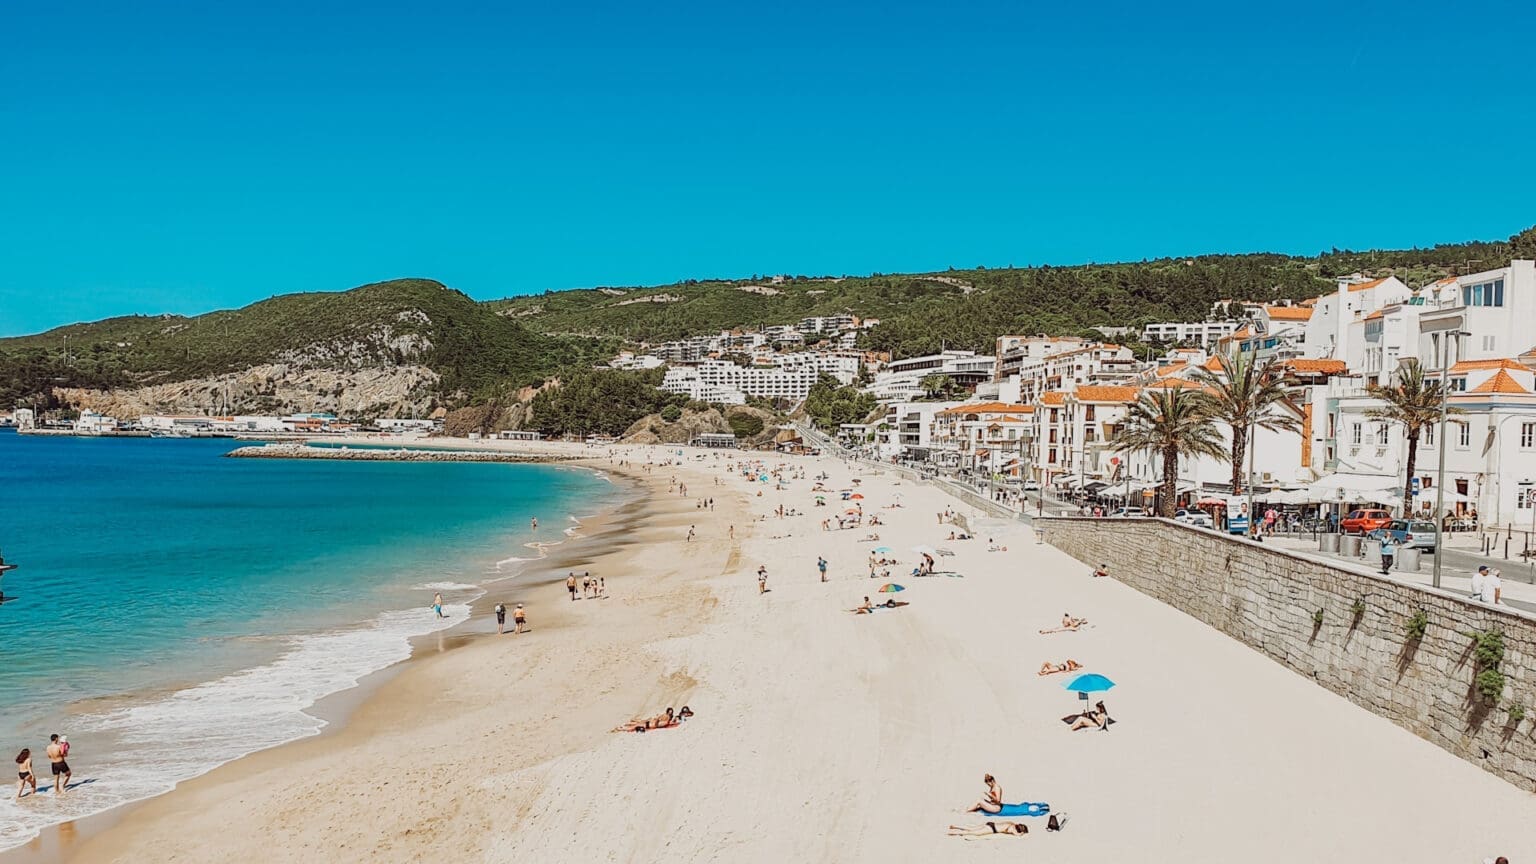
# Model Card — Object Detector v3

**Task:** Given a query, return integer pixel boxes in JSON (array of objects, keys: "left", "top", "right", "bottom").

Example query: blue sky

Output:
[{"left": 3, "top": 0, "right": 1533, "bottom": 335}]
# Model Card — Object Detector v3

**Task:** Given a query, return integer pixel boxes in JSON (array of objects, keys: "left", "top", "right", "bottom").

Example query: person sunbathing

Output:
[
  {"left": 947, "top": 822, "right": 1027, "bottom": 838},
  {"left": 1038, "top": 659, "right": 1083, "bottom": 676},
  {"left": 1039, "top": 614, "right": 1087, "bottom": 634},
  {"left": 613, "top": 707, "right": 674, "bottom": 732},
  {"left": 852, "top": 596, "right": 876, "bottom": 614},
  {"left": 1069, "top": 701, "right": 1110, "bottom": 731},
  {"left": 880, "top": 598, "right": 909, "bottom": 609},
  {"left": 965, "top": 774, "right": 1004, "bottom": 814},
  {"left": 1092, "top": 564, "right": 1109, "bottom": 578}
]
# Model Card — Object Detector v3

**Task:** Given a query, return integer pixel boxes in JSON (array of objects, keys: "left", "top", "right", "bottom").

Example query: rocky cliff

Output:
[{"left": 55, "top": 363, "right": 440, "bottom": 419}]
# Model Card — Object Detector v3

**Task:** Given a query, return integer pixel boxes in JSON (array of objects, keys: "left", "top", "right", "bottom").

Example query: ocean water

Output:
[{"left": 0, "top": 430, "right": 615, "bottom": 849}]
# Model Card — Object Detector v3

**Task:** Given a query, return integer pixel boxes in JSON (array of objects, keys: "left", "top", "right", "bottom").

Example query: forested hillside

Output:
[
  {"left": 492, "top": 225, "right": 1535, "bottom": 358},
  {"left": 0, "top": 279, "right": 613, "bottom": 409},
  {"left": 4, "top": 225, "right": 1532, "bottom": 411}
]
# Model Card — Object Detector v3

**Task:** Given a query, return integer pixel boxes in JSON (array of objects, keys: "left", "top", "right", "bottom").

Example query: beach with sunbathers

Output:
[{"left": 59, "top": 443, "right": 1536, "bottom": 864}]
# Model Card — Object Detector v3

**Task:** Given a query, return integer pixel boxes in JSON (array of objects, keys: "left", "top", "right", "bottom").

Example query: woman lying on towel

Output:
[
  {"left": 947, "top": 822, "right": 1027, "bottom": 837},
  {"left": 613, "top": 705, "right": 694, "bottom": 732},
  {"left": 1039, "top": 614, "right": 1088, "bottom": 634},
  {"left": 1038, "top": 659, "right": 1083, "bottom": 676}
]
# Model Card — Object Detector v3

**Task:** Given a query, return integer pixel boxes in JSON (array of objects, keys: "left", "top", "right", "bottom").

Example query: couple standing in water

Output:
[{"left": 14, "top": 733, "right": 71, "bottom": 800}]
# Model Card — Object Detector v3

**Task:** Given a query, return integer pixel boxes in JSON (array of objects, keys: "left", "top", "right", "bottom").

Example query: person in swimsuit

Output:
[
  {"left": 852, "top": 596, "right": 875, "bottom": 614},
  {"left": 15, "top": 749, "right": 36, "bottom": 800},
  {"left": 1070, "top": 700, "right": 1110, "bottom": 731},
  {"left": 513, "top": 604, "right": 527, "bottom": 633},
  {"left": 966, "top": 773, "right": 1003, "bottom": 814},
  {"left": 567, "top": 573, "right": 577, "bottom": 601},
  {"left": 946, "top": 822, "right": 1027, "bottom": 837},
  {"left": 1039, "top": 614, "right": 1087, "bottom": 634},
  {"left": 46, "top": 734, "right": 69, "bottom": 796},
  {"left": 494, "top": 603, "right": 506, "bottom": 634},
  {"left": 1038, "top": 659, "right": 1084, "bottom": 676},
  {"left": 432, "top": 592, "right": 445, "bottom": 619}
]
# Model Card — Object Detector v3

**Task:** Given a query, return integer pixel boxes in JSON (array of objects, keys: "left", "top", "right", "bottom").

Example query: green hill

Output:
[
  {"left": 0, "top": 279, "right": 611, "bottom": 408},
  {"left": 490, "top": 225, "right": 1533, "bottom": 358},
  {"left": 4, "top": 225, "right": 1532, "bottom": 411}
]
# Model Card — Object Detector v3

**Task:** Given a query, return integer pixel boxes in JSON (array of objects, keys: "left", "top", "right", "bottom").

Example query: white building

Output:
[
  {"left": 74, "top": 410, "right": 119, "bottom": 434},
  {"left": 866, "top": 351, "right": 992, "bottom": 402},
  {"left": 1140, "top": 321, "right": 1241, "bottom": 346}
]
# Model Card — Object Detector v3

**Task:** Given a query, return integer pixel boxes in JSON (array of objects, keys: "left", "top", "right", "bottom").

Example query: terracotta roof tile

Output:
[
  {"left": 1449, "top": 358, "right": 1526, "bottom": 373},
  {"left": 1348, "top": 277, "right": 1389, "bottom": 292},
  {"left": 1072, "top": 385, "right": 1140, "bottom": 403},
  {"left": 1038, "top": 391, "right": 1066, "bottom": 405},
  {"left": 1280, "top": 358, "right": 1348, "bottom": 374},
  {"left": 1155, "top": 362, "right": 1188, "bottom": 377},
  {"left": 1203, "top": 356, "right": 1224, "bottom": 371},
  {"left": 1264, "top": 306, "right": 1314, "bottom": 321},
  {"left": 1468, "top": 369, "right": 1531, "bottom": 394}
]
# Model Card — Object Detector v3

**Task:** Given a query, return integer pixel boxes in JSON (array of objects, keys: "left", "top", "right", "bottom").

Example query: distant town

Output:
[{"left": 5, "top": 261, "right": 1534, "bottom": 531}]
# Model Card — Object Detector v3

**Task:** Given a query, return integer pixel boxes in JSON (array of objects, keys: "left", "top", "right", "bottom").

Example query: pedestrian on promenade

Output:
[{"left": 1379, "top": 536, "right": 1396, "bottom": 575}]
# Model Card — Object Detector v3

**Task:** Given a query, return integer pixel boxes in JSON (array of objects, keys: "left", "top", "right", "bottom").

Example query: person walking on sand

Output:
[
  {"left": 433, "top": 592, "right": 445, "bottom": 619},
  {"left": 567, "top": 573, "right": 578, "bottom": 601},
  {"left": 728, "top": 525, "right": 735, "bottom": 540},
  {"left": 513, "top": 603, "right": 527, "bottom": 633},
  {"left": 818, "top": 556, "right": 828, "bottom": 582},
  {"left": 15, "top": 749, "right": 36, "bottom": 800},
  {"left": 494, "top": 602, "right": 506, "bottom": 634},
  {"left": 757, "top": 565, "right": 768, "bottom": 594},
  {"left": 45, "top": 734, "right": 69, "bottom": 796},
  {"left": 687, "top": 525, "right": 696, "bottom": 542}
]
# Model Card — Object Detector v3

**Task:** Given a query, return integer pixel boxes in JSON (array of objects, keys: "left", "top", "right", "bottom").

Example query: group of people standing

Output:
[{"left": 14, "top": 733, "right": 71, "bottom": 800}]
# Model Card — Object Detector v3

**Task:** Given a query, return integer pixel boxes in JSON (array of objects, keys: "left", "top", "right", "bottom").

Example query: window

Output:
[
  {"left": 1422, "top": 424, "right": 1435, "bottom": 447},
  {"left": 1456, "top": 422, "right": 1471, "bottom": 448},
  {"left": 1351, "top": 423, "right": 1362, "bottom": 445},
  {"left": 1462, "top": 278, "right": 1506, "bottom": 307},
  {"left": 1084, "top": 405, "right": 1096, "bottom": 421},
  {"left": 1483, "top": 336, "right": 1496, "bottom": 352},
  {"left": 1522, "top": 423, "right": 1536, "bottom": 449},
  {"left": 1048, "top": 448, "right": 1057, "bottom": 465}
]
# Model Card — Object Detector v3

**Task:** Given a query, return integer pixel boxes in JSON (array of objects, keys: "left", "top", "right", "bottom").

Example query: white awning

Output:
[{"left": 1305, "top": 473, "right": 1400, "bottom": 503}]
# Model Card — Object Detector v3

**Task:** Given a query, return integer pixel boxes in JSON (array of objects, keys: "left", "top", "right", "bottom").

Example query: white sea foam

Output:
[
  {"left": 0, "top": 602, "right": 471, "bottom": 851},
  {"left": 411, "top": 581, "right": 481, "bottom": 592}
]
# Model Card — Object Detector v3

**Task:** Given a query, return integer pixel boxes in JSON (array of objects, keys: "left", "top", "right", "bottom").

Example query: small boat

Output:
[
  {"left": 0, "top": 550, "right": 15, "bottom": 604},
  {"left": 151, "top": 429, "right": 192, "bottom": 439}
]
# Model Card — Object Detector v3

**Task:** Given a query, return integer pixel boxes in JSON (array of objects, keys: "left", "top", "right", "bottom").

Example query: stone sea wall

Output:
[{"left": 1040, "top": 516, "right": 1536, "bottom": 791}]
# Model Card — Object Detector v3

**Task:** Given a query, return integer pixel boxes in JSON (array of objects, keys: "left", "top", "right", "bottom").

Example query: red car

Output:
[{"left": 1340, "top": 509, "right": 1393, "bottom": 535}]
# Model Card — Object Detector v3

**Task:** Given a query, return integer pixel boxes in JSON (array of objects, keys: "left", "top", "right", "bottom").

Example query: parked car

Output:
[
  {"left": 1340, "top": 509, "right": 1394, "bottom": 535},
  {"left": 1107, "top": 507, "right": 1148, "bottom": 518},
  {"left": 1174, "top": 509, "right": 1215, "bottom": 528},
  {"left": 1021, "top": 481, "right": 1041, "bottom": 492},
  {"left": 1369, "top": 519, "right": 1439, "bottom": 553}
]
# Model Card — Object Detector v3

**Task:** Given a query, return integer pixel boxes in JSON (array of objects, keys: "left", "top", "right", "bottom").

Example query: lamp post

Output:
[{"left": 1418, "top": 321, "right": 1470, "bottom": 589}]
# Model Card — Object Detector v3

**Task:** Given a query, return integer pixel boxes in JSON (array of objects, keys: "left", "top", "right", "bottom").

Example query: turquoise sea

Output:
[{"left": 0, "top": 430, "right": 615, "bottom": 849}]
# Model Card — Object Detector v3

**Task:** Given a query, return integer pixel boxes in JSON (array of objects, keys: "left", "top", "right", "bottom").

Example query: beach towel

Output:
[{"left": 993, "top": 802, "right": 1050, "bottom": 817}]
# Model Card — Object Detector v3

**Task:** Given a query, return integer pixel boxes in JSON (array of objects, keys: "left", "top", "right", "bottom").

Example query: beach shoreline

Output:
[
  {"left": 0, "top": 450, "right": 649, "bottom": 863},
  {"left": 17, "top": 444, "right": 1536, "bottom": 863}
]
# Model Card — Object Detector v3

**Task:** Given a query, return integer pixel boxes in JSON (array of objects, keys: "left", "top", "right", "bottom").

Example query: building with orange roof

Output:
[{"left": 930, "top": 401, "right": 1036, "bottom": 477}]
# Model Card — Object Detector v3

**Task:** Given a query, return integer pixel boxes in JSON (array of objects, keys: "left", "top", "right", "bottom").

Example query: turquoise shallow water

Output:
[{"left": 0, "top": 430, "right": 613, "bottom": 848}]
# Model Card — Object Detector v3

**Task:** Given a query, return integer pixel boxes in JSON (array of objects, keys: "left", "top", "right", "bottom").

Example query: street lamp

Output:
[{"left": 1415, "top": 320, "right": 1470, "bottom": 589}]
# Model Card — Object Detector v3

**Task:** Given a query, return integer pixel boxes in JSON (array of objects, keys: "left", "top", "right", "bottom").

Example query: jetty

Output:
[{"left": 224, "top": 443, "right": 581, "bottom": 464}]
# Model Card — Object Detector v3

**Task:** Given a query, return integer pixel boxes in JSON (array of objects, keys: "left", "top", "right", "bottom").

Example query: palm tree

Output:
[
  {"left": 1367, "top": 359, "right": 1461, "bottom": 515},
  {"left": 1192, "top": 350, "right": 1302, "bottom": 493},
  {"left": 1112, "top": 386, "right": 1226, "bottom": 517}
]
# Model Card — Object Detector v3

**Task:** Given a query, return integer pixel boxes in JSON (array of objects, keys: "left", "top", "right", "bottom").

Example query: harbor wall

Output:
[{"left": 1040, "top": 516, "right": 1536, "bottom": 791}]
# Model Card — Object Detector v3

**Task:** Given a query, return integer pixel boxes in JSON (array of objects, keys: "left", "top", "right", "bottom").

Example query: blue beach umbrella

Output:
[
  {"left": 1062, "top": 673, "right": 1116, "bottom": 694},
  {"left": 872, "top": 546, "right": 893, "bottom": 554}
]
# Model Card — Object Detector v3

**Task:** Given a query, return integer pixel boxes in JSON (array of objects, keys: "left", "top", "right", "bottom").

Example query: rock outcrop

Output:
[{"left": 54, "top": 363, "right": 440, "bottom": 419}]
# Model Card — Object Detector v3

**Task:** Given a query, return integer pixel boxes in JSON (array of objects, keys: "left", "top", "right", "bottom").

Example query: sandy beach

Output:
[{"left": 40, "top": 444, "right": 1536, "bottom": 862}]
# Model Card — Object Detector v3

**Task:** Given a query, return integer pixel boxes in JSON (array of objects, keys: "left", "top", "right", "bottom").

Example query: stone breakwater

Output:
[
  {"left": 1041, "top": 515, "right": 1536, "bottom": 792},
  {"left": 225, "top": 444, "right": 580, "bottom": 464}
]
